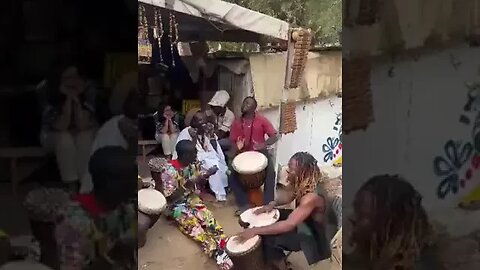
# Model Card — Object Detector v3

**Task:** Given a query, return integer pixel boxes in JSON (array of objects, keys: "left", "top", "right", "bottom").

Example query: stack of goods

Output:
[
  {"left": 279, "top": 101, "right": 297, "bottom": 134},
  {"left": 138, "top": 4, "right": 152, "bottom": 64},
  {"left": 289, "top": 28, "right": 312, "bottom": 89},
  {"left": 343, "top": 58, "right": 374, "bottom": 133},
  {"left": 24, "top": 188, "right": 70, "bottom": 223},
  {"left": 24, "top": 188, "right": 70, "bottom": 268},
  {"left": 148, "top": 157, "right": 179, "bottom": 196}
]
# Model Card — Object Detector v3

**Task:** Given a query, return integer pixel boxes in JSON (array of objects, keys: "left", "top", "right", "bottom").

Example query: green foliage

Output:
[{"left": 226, "top": 0, "right": 341, "bottom": 46}]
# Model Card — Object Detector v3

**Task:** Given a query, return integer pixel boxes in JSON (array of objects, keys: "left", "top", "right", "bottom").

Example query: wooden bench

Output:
[
  {"left": 0, "top": 147, "right": 47, "bottom": 196},
  {"left": 138, "top": 140, "right": 160, "bottom": 162}
]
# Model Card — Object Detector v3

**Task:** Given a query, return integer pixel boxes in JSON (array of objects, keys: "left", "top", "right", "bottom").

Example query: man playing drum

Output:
[
  {"left": 236, "top": 152, "right": 331, "bottom": 270},
  {"left": 157, "top": 140, "right": 233, "bottom": 270},
  {"left": 344, "top": 175, "right": 440, "bottom": 270},
  {"left": 229, "top": 96, "right": 279, "bottom": 215}
]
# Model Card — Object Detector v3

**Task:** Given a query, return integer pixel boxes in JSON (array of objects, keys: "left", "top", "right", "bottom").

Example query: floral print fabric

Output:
[
  {"left": 161, "top": 161, "right": 233, "bottom": 270},
  {"left": 55, "top": 198, "right": 136, "bottom": 269}
]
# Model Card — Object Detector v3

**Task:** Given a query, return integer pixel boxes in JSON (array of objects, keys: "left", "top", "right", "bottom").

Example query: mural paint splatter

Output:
[
  {"left": 323, "top": 112, "right": 342, "bottom": 164},
  {"left": 434, "top": 83, "right": 480, "bottom": 205}
]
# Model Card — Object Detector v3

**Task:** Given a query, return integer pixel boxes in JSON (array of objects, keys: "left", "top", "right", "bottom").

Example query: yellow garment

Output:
[
  {"left": 333, "top": 156, "right": 342, "bottom": 166},
  {"left": 460, "top": 185, "right": 480, "bottom": 203}
]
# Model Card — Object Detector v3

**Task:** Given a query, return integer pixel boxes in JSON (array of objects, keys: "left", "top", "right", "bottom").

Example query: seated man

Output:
[
  {"left": 229, "top": 96, "right": 279, "bottom": 214},
  {"left": 55, "top": 146, "right": 137, "bottom": 269},
  {"left": 174, "top": 111, "right": 228, "bottom": 202},
  {"left": 206, "top": 90, "right": 235, "bottom": 152},
  {"left": 156, "top": 140, "right": 233, "bottom": 270},
  {"left": 79, "top": 90, "right": 138, "bottom": 193},
  {"left": 236, "top": 152, "right": 331, "bottom": 270}
]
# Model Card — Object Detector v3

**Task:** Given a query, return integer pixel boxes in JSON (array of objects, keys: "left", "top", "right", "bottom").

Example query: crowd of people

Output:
[
  {"left": 0, "top": 60, "right": 139, "bottom": 269},
  {"left": 141, "top": 90, "right": 340, "bottom": 270}
]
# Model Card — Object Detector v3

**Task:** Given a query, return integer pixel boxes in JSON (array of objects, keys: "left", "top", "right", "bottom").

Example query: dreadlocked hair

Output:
[
  {"left": 290, "top": 152, "right": 324, "bottom": 200},
  {"left": 358, "top": 175, "right": 432, "bottom": 267}
]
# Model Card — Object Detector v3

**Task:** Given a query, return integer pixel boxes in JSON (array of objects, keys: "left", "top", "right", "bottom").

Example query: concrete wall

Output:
[
  {"left": 345, "top": 45, "right": 480, "bottom": 236},
  {"left": 260, "top": 96, "right": 342, "bottom": 168}
]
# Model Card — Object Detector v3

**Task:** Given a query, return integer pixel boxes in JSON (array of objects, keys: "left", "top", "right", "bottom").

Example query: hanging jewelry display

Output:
[
  {"left": 168, "top": 12, "right": 179, "bottom": 67},
  {"left": 138, "top": 4, "right": 152, "bottom": 64},
  {"left": 154, "top": 8, "right": 164, "bottom": 63}
]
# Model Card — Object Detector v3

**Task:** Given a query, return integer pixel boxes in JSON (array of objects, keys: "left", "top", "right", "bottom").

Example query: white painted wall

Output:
[
  {"left": 345, "top": 45, "right": 480, "bottom": 236},
  {"left": 260, "top": 97, "right": 342, "bottom": 168}
]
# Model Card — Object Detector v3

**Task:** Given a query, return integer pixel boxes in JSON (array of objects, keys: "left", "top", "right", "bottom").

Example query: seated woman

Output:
[
  {"left": 55, "top": 146, "right": 137, "bottom": 270},
  {"left": 154, "top": 103, "right": 184, "bottom": 159},
  {"left": 156, "top": 140, "right": 233, "bottom": 270},
  {"left": 236, "top": 152, "right": 331, "bottom": 270},
  {"left": 40, "top": 62, "right": 98, "bottom": 193},
  {"left": 344, "top": 175, "right": 440, "bottom": 270}
]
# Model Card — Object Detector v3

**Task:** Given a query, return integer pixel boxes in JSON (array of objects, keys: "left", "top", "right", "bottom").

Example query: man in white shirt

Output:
[
  {"left": 206, "top": 90, "right": 235, "bottom": 151},
  {"left": 79, "top": 90, "right": 138, "bottom": 193},
  {"left": 173, "top": 111, "right": 229, "bottom": 202}
]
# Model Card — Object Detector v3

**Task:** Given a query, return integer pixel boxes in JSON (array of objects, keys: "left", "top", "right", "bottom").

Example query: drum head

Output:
[
  {"left": 226, "top": 235, "right": 260, "bottom": 254},
  {"left": 138, "top": 188, "right": 167, "bottom": 215},
  {"left": 232, "top": 151, "right": 268, "bottom": 174},
  {"left": 240, "top": 207, "right": 280, "bottom": 228}
]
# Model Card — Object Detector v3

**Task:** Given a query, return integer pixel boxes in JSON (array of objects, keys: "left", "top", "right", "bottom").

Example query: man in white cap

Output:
[{"left": 206, "top": 90, "right": 235, "bottom": 151}]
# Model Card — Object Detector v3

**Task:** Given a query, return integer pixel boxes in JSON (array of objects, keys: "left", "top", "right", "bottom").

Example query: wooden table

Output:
[{"left": 0, "top": 147, "right": 47, "bottom": 196}]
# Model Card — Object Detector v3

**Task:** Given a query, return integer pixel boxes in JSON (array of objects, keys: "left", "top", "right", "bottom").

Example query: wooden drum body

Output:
[
  {"left": 232, "top": 151, "right": 268, "bottom": 206},
  {"left": 226, "top": 235, "right": 265, "bottom": 270}
]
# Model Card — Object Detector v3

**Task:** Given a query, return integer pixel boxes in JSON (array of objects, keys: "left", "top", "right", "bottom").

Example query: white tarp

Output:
[{"left": 138, "top": 0, "right": 290, "bottom": 41}]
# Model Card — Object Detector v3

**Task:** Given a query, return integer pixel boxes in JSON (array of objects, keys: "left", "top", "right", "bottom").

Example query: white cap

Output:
[{"left": 208, "top": 90, "right": 230, "bottom": 107}]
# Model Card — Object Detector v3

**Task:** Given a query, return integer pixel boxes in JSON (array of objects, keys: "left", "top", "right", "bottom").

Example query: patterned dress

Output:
[
  {"left": 55, "top": 195, "right": 136, "bottom": 269},
  {"left": 160, "top": 160, "right": 233, "bottom": 270}
]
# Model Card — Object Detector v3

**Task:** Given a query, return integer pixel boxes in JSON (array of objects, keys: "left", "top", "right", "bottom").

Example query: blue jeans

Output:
[{"left": 229, "top": 149, "right": 276, "bottom": 209}]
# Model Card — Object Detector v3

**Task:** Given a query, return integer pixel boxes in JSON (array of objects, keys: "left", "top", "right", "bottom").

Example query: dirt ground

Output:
[
  {"left": 137, "top": 196, "right": 336, "bottom": 270},
  {"left": 137, "top": 162, "right": 337, "bottom": 270}
]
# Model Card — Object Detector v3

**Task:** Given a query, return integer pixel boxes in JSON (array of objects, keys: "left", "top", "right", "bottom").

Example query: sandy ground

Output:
[
  {"left": 138, "top": 196, "right": 336, "bottom": 270},
  {"left": 137, "top": 162, "right": 337, "bottom": 270}
]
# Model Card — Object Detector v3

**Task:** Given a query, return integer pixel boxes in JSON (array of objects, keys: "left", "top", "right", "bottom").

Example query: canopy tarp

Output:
[{"left": 139, "top": 0, "right": 290, "bottom": 42}]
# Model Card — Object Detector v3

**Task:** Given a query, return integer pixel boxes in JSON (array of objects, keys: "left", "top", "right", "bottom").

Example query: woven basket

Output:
[
  {"left": 343, "top": 58, "right": 374, "bottom": 133},
  {"left": 279, "top": 101, "right": 297, "bottom": 134}
]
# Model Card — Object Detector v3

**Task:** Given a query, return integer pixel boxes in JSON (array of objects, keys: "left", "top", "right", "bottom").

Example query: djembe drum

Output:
[
  {"left": 226, "top": 235, "right": 265, "bottom": 270},
  {"left": 138, "top": 188, "right": 167, "bottom": 247},
  {"left": 239, "top": 207, "right": 280, "bottom": 228},
  {"left": 232, "top": 151, "right": 268, "bottom": 206}
]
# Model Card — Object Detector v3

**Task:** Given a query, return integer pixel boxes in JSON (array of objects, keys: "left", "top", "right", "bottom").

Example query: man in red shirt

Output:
[{"left": 229, "top": 96, "right": 279, "bottom": 214}]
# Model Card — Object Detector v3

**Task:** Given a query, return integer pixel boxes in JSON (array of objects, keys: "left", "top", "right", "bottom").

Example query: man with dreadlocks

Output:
[
  {"left": 235, "top": 152, "right": 331, "bottom": 270},
  {"left": 344, "top": 175, "right": 440, "bottom": 270}
]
